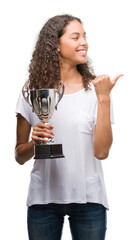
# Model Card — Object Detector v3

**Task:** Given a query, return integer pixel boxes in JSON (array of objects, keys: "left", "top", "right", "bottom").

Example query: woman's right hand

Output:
[{"left": 32, "top": 123, "right": 54, "bottom": 144}]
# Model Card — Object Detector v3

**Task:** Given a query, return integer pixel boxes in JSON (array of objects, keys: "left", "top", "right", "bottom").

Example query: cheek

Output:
[
  {"left": 59, "top": 38, "right": 78, "bottom": 56},
  {"left": 60, "top": 44, "right": 76, "bottom": 58}
]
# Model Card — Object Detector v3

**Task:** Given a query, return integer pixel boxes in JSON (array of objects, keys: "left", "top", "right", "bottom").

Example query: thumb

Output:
[{"left": 112, "top": 74, "right": 124, "bottom": 86}]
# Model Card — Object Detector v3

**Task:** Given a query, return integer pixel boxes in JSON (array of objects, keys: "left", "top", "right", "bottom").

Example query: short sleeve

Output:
[
  {"left": 15, "top": 91, "right": 32, "bottom": 125},
  {"left": 94, "top": 93, "right": 114, "bottom": 125}
]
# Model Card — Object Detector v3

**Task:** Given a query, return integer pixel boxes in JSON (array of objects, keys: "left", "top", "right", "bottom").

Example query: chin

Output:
[
  {"left": 75, "top": 57, "right": 87, "bottom": 65},
  {"left": 77, "top": 60, "right": 87, "bottom": 65}
]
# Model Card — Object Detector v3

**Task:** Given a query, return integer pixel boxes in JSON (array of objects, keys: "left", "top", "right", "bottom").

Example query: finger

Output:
[
  {"left": 44, "top": 124, "right": 54, "bottom": 129},
  {"left": 92, "top": 75, "right": 105, "bottom": 84},
  {"left": 33, "top": 127, "right": 54, "bottom": 135},
  {"left": 92, "top": 78, "right": 98, "bottom": 86},
  {"left": 33, "top": 127, "right": 44, "bottom": 133},
  {"left": 92, "top": 77, "right": 99, "bottom": 83},
  {"left": 32, "top": 132, "right": 54, "bottom": 143},
  {"left": 32, "top": 135, "right": 48, "bottom": 142},
  {"left": 35, "top": 123, "right": 54, "bottom": 129},
  {"left": 112, "top": 74, "right": 124, "bottom": 86},
  {"left": 33, "top": 130, "right": 54, "bottom": 139}
]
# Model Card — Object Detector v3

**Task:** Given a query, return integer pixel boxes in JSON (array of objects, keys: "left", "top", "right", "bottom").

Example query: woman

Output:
[{"left": 15, "top": 14, "right": 123, "bottom": 240}]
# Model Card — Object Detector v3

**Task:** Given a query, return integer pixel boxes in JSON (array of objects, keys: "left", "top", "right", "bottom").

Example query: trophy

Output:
[{"left": 22, "top": 81, "right": 65, "bottom": 159}]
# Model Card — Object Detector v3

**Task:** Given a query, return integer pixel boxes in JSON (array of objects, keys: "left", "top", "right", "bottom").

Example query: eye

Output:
[{"left": 72, "top": 36, "right": 79, "bottom": 40}]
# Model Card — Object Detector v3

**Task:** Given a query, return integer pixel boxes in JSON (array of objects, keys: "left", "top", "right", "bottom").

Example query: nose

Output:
[{"left": 80, "top": 37, "right": 87, "bottom": 46}]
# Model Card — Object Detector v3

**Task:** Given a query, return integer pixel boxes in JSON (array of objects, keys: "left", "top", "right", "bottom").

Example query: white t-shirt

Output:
[{"left": 16, "top": 82, "right": 114, "bottom": 209}]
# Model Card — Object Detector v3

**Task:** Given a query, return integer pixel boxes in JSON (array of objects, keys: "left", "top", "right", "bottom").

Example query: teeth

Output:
[{"left": 78, "top": 50, "right": 86, "bottom": 53}]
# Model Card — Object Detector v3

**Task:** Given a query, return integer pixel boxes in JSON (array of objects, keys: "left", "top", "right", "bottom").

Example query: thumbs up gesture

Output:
[{"left": 93, "top": 74, "right": 124, "bottom": 100}]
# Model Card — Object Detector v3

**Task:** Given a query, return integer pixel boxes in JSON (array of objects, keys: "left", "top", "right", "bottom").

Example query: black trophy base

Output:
[{"left": 34, "top": 144, "right": 64, "bottom": 159}]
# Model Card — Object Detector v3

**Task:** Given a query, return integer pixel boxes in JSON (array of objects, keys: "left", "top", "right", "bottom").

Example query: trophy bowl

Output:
[{"left": 22, "top": 81, "right": 65, "bottom": 159}]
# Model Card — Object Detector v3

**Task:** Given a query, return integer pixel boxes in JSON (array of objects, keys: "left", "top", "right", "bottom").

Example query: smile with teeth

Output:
[
  {"left": 77, "top": 50, "right": 87, "bottom": 53},
  {"left": 77, "top": 49, "right": 87, "bottom": 56}
]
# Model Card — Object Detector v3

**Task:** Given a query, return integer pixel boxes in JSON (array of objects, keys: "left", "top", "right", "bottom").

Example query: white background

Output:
[{"left": 0, "top": 0, "right": 138, "bottom": 239}]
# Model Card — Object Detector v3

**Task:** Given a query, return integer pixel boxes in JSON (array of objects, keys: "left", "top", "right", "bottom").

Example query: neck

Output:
[{"left": 60, "top": 64, "right": 82, "bottom": 85}]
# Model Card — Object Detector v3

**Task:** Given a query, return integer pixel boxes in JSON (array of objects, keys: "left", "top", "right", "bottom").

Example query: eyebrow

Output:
[{"left": 69, "top": 32, "right": 86, "bottom": 36}]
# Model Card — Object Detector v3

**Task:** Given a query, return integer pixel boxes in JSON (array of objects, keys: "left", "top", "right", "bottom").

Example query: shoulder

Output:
[
  {"left": 16, "top": 90, "right": 33, "bottom": 124},
  {"left": 17, "top": 91, "right": 30, "bottom": 111}
]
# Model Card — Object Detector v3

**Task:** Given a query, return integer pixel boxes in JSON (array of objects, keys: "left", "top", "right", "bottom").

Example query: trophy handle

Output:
[
  {"left": 22, "top": 80, "right": 32, "bottom": 107},
  {"left": 55, "top": 81, "right": 65, "bottom": 110}
]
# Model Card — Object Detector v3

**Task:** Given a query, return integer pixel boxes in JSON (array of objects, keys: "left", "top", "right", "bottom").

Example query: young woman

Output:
[{"left": 15, "top": 14, "right": 123, "bottom": 240}]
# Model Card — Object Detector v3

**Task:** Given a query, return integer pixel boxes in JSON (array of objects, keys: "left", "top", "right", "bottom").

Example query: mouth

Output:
[{"left": 76, "top": 49, "right": 87, "bottom": 56}]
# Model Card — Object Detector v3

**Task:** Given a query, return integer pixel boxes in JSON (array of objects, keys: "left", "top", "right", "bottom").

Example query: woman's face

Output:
[{"left": 58, "top": 20, "right": 88, "bottom": 66}]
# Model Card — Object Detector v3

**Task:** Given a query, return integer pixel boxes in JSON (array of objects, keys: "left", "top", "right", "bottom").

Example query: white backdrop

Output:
[{"left": 0, "top": 0, "right": 138, "bottom": 239}]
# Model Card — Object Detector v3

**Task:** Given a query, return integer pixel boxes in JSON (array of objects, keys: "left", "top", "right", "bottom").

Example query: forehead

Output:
[{"left": 64, "top": 20, "right": 85, "bottom": 35}]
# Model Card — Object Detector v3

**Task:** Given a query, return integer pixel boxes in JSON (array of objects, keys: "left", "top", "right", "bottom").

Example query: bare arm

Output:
[
  {"left": 15, "top": 114, "right": 54, "bottom": 165},
  {"left": 15, "top": 114, "right": 34, "bottom": 165},
  {"left": 94, "top": 96, "right": 112, "bottom": 159},
  {"left": 93, "top": 74, "right": 123, "bottom": 160}
]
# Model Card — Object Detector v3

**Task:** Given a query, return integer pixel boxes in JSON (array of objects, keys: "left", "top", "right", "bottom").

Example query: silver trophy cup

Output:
[{"left": 22, "top": 81, "right": 65, "bottom": 159}]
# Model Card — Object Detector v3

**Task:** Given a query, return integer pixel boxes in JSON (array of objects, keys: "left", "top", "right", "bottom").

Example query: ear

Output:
[{"left": 57, "top": 43, "right": 60, "bottom": 52}]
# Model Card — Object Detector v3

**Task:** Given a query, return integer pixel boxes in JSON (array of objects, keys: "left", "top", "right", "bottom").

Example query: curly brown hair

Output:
[{"left": 29, "top": 14, "right": 96, "bottom": 90}]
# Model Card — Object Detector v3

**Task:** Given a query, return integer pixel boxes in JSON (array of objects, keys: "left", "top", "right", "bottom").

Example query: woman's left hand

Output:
[{"left": 93, "top": 74, "right": 124, "bottom": 100}]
